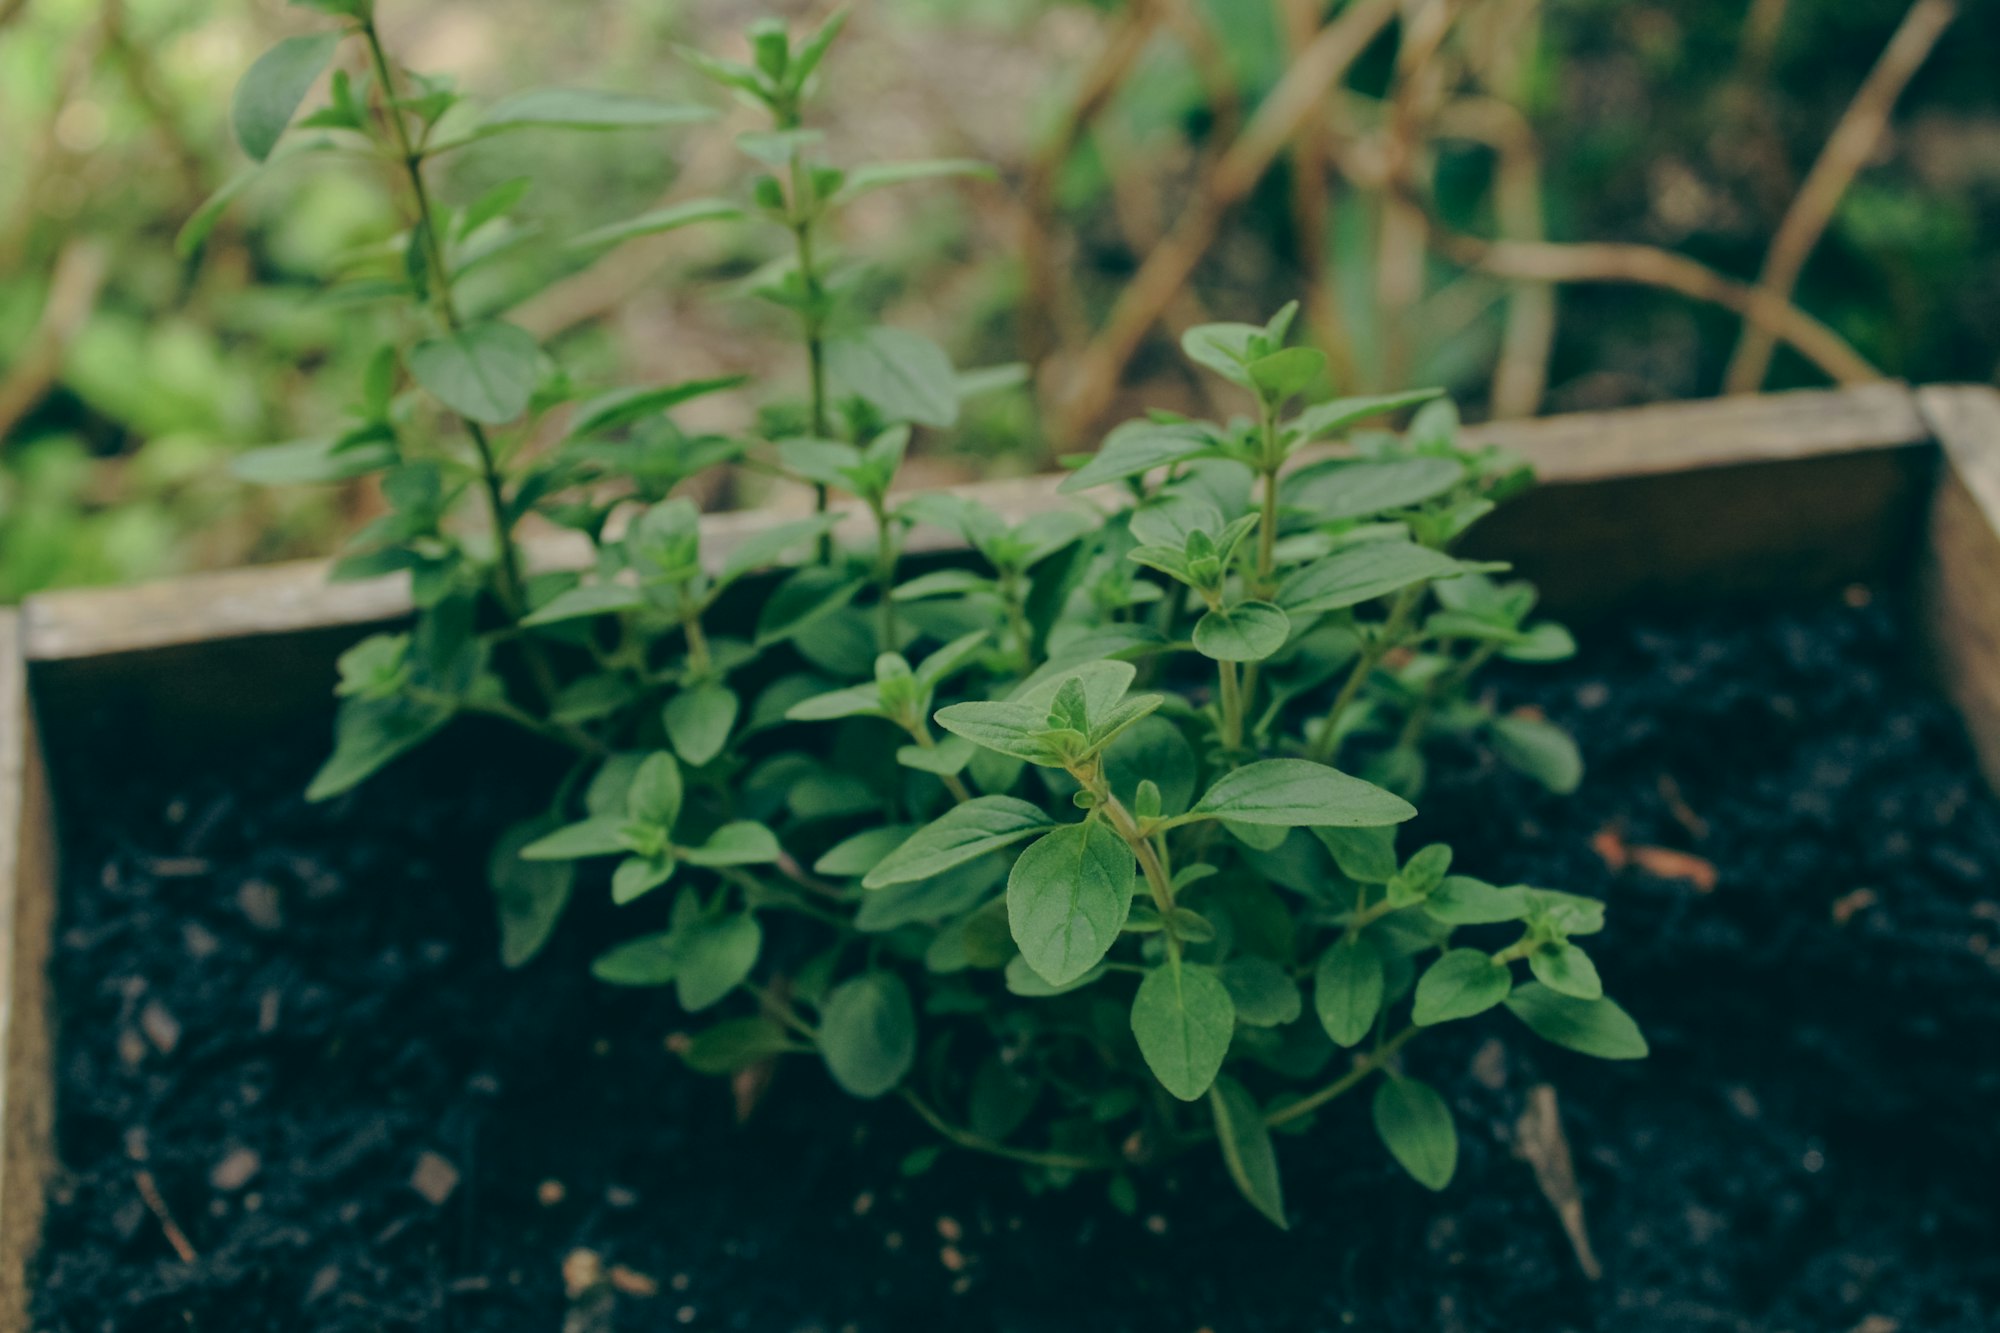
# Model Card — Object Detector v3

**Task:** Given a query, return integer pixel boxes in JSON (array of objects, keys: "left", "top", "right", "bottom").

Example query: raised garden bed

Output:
[{"left": 5, "top": 383, "right": 2000, "bottom": 1329}]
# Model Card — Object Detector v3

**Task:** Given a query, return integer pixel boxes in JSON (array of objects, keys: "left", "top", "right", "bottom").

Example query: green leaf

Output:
[
  {"left": 232, "top": 435, "right": 396, "bottom": 485},
  {"left": 1276, "top": 542, "right": 1464, "bottom": 617},
  {"left": 1058, "top": 421, "right": 1214, "bottom": 492},
  {"left": 519, "top": 582, "right": 644, "bottom": 626},
  {"left": 1004, "top": 955, "right": 1106, "bottom": 996},
  {"left": 1283, "top": 457, "right": 1464, "bottom": 522},
  {"left": 836, "top": 158, "right": 995, "bottom": 200},
  {"left": 856, "top": 858, "right": 1001, "bottom": 933},
  {"left": 1490, "top": 715, "right": 1583, "bottom": 794},
  {"left": 1387, "top": 843, "right": 1452, "bottom": 905},
  {"left": 932, "top": 699, "right": 1051, "bottom": 764},
  {"left": 1314, "top": 936, "right": 1383, "bottom": 1047},
  {"left": 1246, "top": 346, "right": 1325, "bottom": 401},
  {"left": 785, "top": 684, "right": 886, "bottom": 723},
  {"left": 1422, "top": 876, "right": 1530, "bottom": 925},
  {"left": 818, "top": 972, "right": 917, "bottom": 1098},
  {"left": 662, "top": 683, "right": 738, "bottom": 766},
  {"left": 1314, "top": 825, "right": 1399, "bottom": 883},
  {"left": 490, "top": 819, "right": 575, "bottom": 968},
  {"left": 1219, "top": 956, "right": 1303, "bottom": 1027},
  {"left": 1179, "top": 322, "right": 1262, "bottom": 387},
  {"left": 826, "top": 327, "right": 958, "bottom": 428},
  {"left": 678, "top": 821, "right": 781, "bottom": 867},
  {"left": 673, "top": 912, "right": 762, "bottom": 1010},
  {"left": 814, "top": 825, "right": 912, "bottom": 878},
  {"left": 1006, "top": 821, "right": 1134, "bottom": 987},
  {"left": 520, "top": 815, "right": 628, "bottom": 861},
  {"left": 407, "top": 322, "right": 540, "bottom": 425},
  {"left": 1193, "top": 601, "right": 1291, "bottom": 663},
  {"left": 680, "top": 1017, "right": 798, "bottom": 1074},
  {"left": 306, "top": 694, "right": 452, "bottom": 802},
  {"left": 611, "top": 855, "right": 675, "bottom": 905},
  {"left": 1209, "top": 1076, "right": 1287, "bottom": 1228},
  {"left": 232, "top": 33, "right": 338, "bottom": 161},
  {"left": 1505, "top": 983, "right": 1647, "bottom": 1058},
  {"left": 1130, "top": 963, "right": 1235, "bottom": 1101},
  {"left": 756, "top": 567, "right": 865, "bottom": 644},
  {"left": 472, "top": 89, "right": 714, "bottom": 135},
  {"left": 626, "top": 752, "right": 684, "bottom": 828},
  {"left": 863, "top": 797, "right": 1055, "bottom": 888},
  {"left": 717, "top": 515, "right": 839, "bottom": 589},
  {"left": 1412, "top": 949, "right": 1512, "bottom": 1025},
  {"left": 1530, "top": 943, "right": 1603, "bottom": 1000},
  {"left": 1291, "top": 388, "right": 1446, "bottom": 442},
  {"left": 568, "top": 373, "right": 749, "bottom": 437},
  {"left": 1191, "top": 759, "right": 1416, "bottom": 828},
  {"left": 1372, "top": 1077, "right": 1457, "bottom": 1190},
  {"left": 567, "top": 198, "right": 744, "bottom": 251},
  {"left": 591, "top": 932, "right": 678, "bottom": 985}
]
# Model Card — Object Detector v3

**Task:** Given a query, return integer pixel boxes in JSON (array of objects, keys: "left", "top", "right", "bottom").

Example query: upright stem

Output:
[
  {"left": 1254, "top": 402, "right": 1281, "bottom": 595},
  {"left": 361, "top": 21, "right": 529, "bottom": 624},
  {"left": 1217, "top": 659, "right": 1245, "bottom": 751},
  {"left": 871, "top": 500, "right": 898, "bottom": 652},
  {"left": 1307, "top": 584, "right": 1423, "bottom": 764},
  {"left": 909, "top": 724, "right": 974, "bottom": 803}
]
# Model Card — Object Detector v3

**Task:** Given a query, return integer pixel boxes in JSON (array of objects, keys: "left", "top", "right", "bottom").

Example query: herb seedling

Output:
[{"left": 204, "top": 4, "right": 1642, "bottom": 1226}]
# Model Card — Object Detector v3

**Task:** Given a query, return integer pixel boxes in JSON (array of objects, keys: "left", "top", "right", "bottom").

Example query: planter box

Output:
[{"left": 3, "top": 381, "right": 1999, "bottom": 1323}]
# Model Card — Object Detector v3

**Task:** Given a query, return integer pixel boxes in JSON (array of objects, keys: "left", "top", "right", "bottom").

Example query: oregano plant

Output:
[{"left": 199, "top": 2, "right": 1643, "bottom": 1228}]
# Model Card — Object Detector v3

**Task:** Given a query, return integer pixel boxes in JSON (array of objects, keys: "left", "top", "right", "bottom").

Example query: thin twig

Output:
[
  {"left": 134, "top": 1170, "right": 197, "bottom": 1263},
  {"left": 1051, "top": 0, "right": 1401, "bottom": 445},
  {"left": 1722, "top": 0, "right": 1955, "bottom": 393},
  {"left": 1279, "top": 0, "right": 1358, "bottom": 387},
  {"left": 1018, "top": 0, "right": 1162, "bottom": 365},
  {"left": 0, "top": 239, "right": 108, "bottom": 444},
  {"left": 1377, "top": 0, "right": 1458, "bottom": 390}
]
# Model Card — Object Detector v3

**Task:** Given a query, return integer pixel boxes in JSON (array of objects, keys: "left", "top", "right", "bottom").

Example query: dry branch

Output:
[
  {"left": 1049, "top": 0, "right": 1401, "bottom": 445},
  {"left": 1722, "top": 0, "right": 1955, "bottom": 393}
]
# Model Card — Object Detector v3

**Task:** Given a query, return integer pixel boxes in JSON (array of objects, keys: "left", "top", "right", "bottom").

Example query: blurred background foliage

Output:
[{"left": 3, "top": 0, "right": 1998, "bottom": 600}]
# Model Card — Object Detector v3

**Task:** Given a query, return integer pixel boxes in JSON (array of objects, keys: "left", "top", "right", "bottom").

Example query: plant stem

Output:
[
  {"left": 1097, "top": 787, "right": 1176, "bottom": 917},
  {"left": 1307, "top": 584, "right": 1423, "bottom": 764},
  {"left": 1265, "top": 1024, "right": 1418, "bottom": 1128},
  {"left": 872, "top": 500, "right": 898, "bottom": 651},
  {"left": 909, "top": 724, "right": 974, "bottom": 803},
  {"left": 1217, "top": 658, "right": 1245, "bottom": 751},
  {"left": 899, "top": 1090, "right": 1117, "bottom": 1172}
]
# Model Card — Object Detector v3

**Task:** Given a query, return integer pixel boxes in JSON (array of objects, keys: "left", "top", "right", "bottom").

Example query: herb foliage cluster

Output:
[{"left": 205, "top": 1, "right": 1644, "bottom": 1224}]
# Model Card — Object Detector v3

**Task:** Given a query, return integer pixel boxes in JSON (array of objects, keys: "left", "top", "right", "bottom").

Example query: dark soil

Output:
[{"left": 31, "top": 590, "right": 2000, "bottom": 1332}]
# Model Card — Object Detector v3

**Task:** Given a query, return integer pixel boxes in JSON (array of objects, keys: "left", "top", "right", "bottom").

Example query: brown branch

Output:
[
  {"left": 1018, "top": 0, "right": 1162, "bottom": 365},
  {"left": 1722, "top": 0, "right": 1955, "bottom": 393},
  {"left": 1377, "top": 0, "right": 1458, "bottom": 390},
  {"left": 1049, "top": 0, "right": 1401, "bottom": 445},
  {"left": 0, "top": 239, "right": 109, "bottom": 445},
  {"left": 1436, "top": 232, "right": 1881, "bottom": 385},
  {"left": 1436, "top": 97, "right": 1553, "bottom": 417},
  {"left": 1279, "top": 0, "right": 1357, "bottom": 387}
]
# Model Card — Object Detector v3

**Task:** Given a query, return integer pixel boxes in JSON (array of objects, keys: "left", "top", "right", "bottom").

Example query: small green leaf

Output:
[
  {"left": 784, "top": 684, "right": 886, "bottom": 723},
  {"left": 932, "top": 700, "right": 1052, "bottom": 764},
  {"left": 1058, "top": 421, "right": 1214, "bottom": 492},
  {"left": 680, "top": 1017, "right": 797, "bottom": 1074},
  {"left": 1209, "top": 1076, "right": 1287, "bottom": 1228},
  {"left": 407, "top": 322, "right": 540, "bottom": 425},
  {"left": 1007, "top": 821, "right": 1134, "bottom": 987},
  {"left": 673, "top": 912, "right": 762, "bottom": 1011},
  {"left": 1490, "top": 715, "right": 1583, "bottom": 794},
  {"left": 1276, "top": 542, "right": 1465, "bottom": 617},
  {"left": 626, "top": 752, "right": 683, "bottom": 829},
  {"left": 1530, "top": 943, "right": 1603, "bottom": 999},
  {"left": 567, "top": 198, "right": 744, "bottom": 251},
  {"left": 663, "top": 683, "right": 738, "bottom": 766},
  {"left": 1219, "top": 956, "right": 1303, "bottom": 1027},
  {"left": 1290, "top": 388, "right": 1446, "bottom": 442},
  {"left": 232, "top": 435, "right": 396, "bottom": 485},
  {"left": 862, "top": 797, "right": 1055, "bottom": 888},
  {"left": 472, "top": 89, "right": 714, "bottom": 135},
  {"left": 232, "top": 33, "right": 338, "bottom": 161},
  {"left": 1130, "top": 963, "right": 1235, "bottom": 1101},
  {"left": 836, "top": 158, "right": 995, "bottom": 200},
  {"left": 1246, "top": 346, "right": 1325, "bottom": 401},
  {"left": 1387, "top": 843, "right": 1452, "bottom": 905},
  {"left": 1422, "top": 876, "right": 1531, "bottom": 925},
  {"left": 520, "top": 815, "right": 628, "bottom": 861},
  {"left": 1372, "top": 1077, "right": 1457, "bottom": 1190},
  {"left": 1179, "top": 322, "right": 1262, "bottom": 387},
  {"left": 1314, "top": 937, "right": 1383, "bottom": 1047},
  {"left": 1193, "top": 601, "right": 1291, "bottom": 663},
  {"left": 1282, "top": 457, "right": 1464, "bottom": 521},
  {"left": 306, "top": 694, "right": 453, "bottom": 802},
  {"left": 826, "top": 327, "right": 959, "bottom": 428},
  {"left": 813, "top": 826, "right": 913, "bottom": 879},
  {"left": 1412, "top": 949, "right": 1512, "bottom": 1025},
  {"left": 1314, "top": 825, "right": 1399, "bottom": 883},
  {"left": 819, "top": 972, "right": 917, "bottom": 1098},
  {"left": 611, "top": 855, "right": 675, "bottom": 904},
  {"left": 568, "top": 374, "right": 748, "bottom": 437},
  {"left": 520, "top": 582, "right": 644, "bottom": 627},
  {"left": 490, "top": 819, "right": 575, "bottom": 968},
  {"left": 591, "top": 932, "right": 678, "bottom": 985},
  {"left": 1505, "top": 983, "right": 1647, "bottom": 1058},
  {"left": 1004, "top": 955, "right": 1106, "bottom": 996},
  {"left": 1192, "top": 759, "right": 1416, "bottom": 828},
  {"left": 678, "top": 821, "right": 781, "bottom": 867}
]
